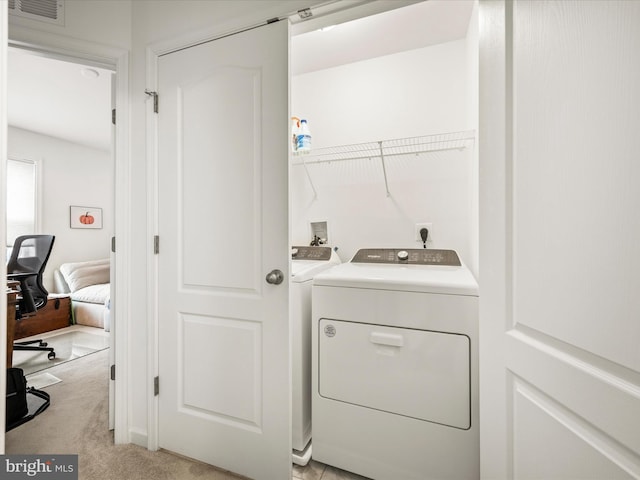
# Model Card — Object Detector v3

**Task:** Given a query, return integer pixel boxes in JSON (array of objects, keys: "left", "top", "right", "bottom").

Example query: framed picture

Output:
[{"left": 70, "top": 206, "right": 103, "bottom": 229}]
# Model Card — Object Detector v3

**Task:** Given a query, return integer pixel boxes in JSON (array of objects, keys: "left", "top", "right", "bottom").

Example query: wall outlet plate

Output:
[{"left": 415, "top": 223, "right": 432, "bottom": 244}]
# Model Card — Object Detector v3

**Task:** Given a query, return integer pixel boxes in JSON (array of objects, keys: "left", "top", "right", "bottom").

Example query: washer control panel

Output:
[
  {"left": 351, "top": 248, "right": 461, "bottom": 266},
  {"left": 291, "top": 246, "right": 333, "bottom": 261}
]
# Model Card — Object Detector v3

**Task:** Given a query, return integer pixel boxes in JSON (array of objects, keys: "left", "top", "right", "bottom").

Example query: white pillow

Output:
[
  {"left": 70, "top": 283, "right": 110, "bottom": 304},
  {"left": 59, "top": 259, "right": 110, "bottom": 292}
]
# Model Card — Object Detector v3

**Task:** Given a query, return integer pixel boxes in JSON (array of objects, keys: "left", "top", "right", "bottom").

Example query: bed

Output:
[{"left": 53, "top": 258, "right": 111, "bottom": 331}]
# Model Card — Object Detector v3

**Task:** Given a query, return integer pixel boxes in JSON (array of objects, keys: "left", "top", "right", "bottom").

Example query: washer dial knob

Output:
[{"left": 397, "top": 250, "right": 409, "bottom": 261}]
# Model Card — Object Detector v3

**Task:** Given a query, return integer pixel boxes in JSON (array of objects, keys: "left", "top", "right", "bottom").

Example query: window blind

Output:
[{"left": 7, "top": 159, "right": 38, "bottom": 246}]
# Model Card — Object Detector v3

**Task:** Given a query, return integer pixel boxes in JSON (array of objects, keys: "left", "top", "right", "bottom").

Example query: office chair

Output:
[{"left": 7, "top": 234, "right": 57, "bottom": 360}]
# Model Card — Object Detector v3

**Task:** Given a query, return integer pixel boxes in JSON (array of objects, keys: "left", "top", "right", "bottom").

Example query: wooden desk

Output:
[{"left": 6, "top": 281, "right": 19, "bottom": 368}]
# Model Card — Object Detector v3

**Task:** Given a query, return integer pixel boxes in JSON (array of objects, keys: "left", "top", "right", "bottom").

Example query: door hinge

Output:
[
  {"left": 112, "top": 108, "right": 116, "bottom": 125},
  {"left": 154, "top": 235, "right": 160, "bottom": 254},
  {"left": 110, "top": 364, "right": 116, "bottom": 381},
  {"left": 111, "top": 236, "right": 116, "bottom": 253},
  {"left": 154, "top": 376, "right": 159, "bottom": 396},
  {"left": 145, "top": 89, "right": 159, "bottom": 113},
  {"left": 297, "top": 8, "right": 313, "bottom": 19}
]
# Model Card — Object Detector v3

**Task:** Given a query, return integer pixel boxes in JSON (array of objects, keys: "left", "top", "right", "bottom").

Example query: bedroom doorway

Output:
[{"left": 5, "top": 46, "right": 118, "bottom": 444}]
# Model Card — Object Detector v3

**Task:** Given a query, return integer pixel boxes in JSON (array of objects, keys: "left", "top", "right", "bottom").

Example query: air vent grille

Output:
[
  {"left": 8, "top": 0, "right": 64, "bottom": 25},
  {"left": 21, "top": 0, "right": 58, "bottom": 19}
]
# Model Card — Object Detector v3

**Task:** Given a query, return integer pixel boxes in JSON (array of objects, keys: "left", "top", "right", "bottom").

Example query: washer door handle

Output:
[{"left": 265, "top": 269, "right": 284, "bottom": 285}]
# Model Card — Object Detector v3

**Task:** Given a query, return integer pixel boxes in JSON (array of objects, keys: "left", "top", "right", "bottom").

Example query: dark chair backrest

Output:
[{"left": 7, "top": 235, "right": 55, "bottom": 310}]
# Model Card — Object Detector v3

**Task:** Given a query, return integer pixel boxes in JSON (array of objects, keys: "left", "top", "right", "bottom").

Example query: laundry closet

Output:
[
  {"left": 289, "top": 0, "right": 479, "bottom": 275},
  {"left": 288, "top": 1, "right": 480, "bottom": 477}
]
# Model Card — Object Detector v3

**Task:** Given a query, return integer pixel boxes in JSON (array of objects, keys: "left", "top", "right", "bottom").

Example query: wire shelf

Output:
[
  {"left": 291, "top": 130, "right": 475, "bottom": 166},
  {"left": 291, "top": 130, "right": 476, "bottom": 197}
]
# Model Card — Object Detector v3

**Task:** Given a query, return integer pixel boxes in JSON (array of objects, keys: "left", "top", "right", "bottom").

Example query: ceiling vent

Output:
[{"left": 8, "top": 0, "right": 65, "bottom": 26}]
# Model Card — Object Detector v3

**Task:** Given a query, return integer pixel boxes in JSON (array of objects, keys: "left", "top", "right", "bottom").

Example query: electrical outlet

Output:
[{"left": 415, "top": 223, "right": 432, "bottom": 244}]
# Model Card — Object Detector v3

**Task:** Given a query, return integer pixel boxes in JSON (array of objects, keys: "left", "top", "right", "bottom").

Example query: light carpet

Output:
[
  {"left": 6, "top": 338, "right": 360, "bottom": 480},
  {"left": 5, "top": 348, "right": 246, "bottom": 480}
]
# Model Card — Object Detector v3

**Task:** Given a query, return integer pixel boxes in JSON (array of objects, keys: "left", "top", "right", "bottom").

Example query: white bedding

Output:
[
  {"left": 59, "top": 258, "right": 110, "bottom": 292},
  {"left": 70, "top": 283, "right": 110, "bottom": 304}
]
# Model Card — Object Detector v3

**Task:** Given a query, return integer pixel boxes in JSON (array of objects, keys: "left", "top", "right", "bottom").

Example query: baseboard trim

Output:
[{"left": 129, "top": 428, "right": 148, "bottom": 448}]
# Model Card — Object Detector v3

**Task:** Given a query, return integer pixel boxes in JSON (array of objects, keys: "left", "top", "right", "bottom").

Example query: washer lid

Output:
[{"left": 313, "top": 261, "right": 478, "bottom": 296}]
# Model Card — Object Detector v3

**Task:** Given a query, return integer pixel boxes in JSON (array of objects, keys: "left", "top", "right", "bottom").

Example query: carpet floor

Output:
[
  {"left": 5, "top": 349, "right": 245, "bottom": 480},
  {"left": 5, "top": 345, "right": 366, "bottom": 480}
]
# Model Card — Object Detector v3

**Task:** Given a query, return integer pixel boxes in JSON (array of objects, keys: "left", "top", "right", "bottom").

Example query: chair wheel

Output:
[
  {"left": 41, "top": 342, "right": 48, "bottom": 347},
  {"left": 48, "top": 352, "right": 56, "bottom": 360}
]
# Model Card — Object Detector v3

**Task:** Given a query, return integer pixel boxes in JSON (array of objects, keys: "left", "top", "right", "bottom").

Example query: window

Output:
[{"left": 7, "top": 158, "right": 38, "bottom": 246}]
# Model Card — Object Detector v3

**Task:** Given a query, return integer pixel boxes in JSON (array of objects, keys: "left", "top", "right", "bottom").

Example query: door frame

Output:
[
  {"left": 0, "top": 2, "right": 8, "bottom": 455},
  {"left": 478, "top": 1, "right": 511, "bottom": 476},
  {"left": 5, "top": 26, "right": 131, "bottom": 446}
]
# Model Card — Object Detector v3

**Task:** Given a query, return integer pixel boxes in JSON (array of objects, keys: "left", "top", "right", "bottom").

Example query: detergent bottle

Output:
[
  {"left": 291, "top": 117, "right": 300, "bottom": 153},
  {"left": 296, "top": 119, "right": 311, "bottom": 153}
]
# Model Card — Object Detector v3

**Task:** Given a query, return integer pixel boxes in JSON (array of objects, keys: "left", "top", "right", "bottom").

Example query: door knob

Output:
[{"left": 265, "top": 269, "right": 284, "bottom": 285}]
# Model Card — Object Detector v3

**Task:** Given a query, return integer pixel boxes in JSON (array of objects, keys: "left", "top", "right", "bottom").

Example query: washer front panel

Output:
[{"left": 318, "top": 319, "right": 470, "bottom": 429}]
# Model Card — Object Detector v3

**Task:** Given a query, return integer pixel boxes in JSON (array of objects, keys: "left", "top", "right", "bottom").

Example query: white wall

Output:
[
  {"left": 292, "top": 39, "right": 469, "bottom": 148},
  {"left": 291, "top": 37, "right": 478, "bottom": 270},
  {"left": 8, "top": 127, "right": 113, "bottom": 291},
  {"left": 9, "top": 0, "right": 131, "bottom": 52}
]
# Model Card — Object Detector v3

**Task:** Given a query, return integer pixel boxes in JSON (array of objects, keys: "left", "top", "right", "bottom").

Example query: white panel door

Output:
[
  {"left": 157, "top": 20, "right": 290, "bottom": 480},
  {"left": 480, "top": 1, "right": 640, "bottom": 478}
]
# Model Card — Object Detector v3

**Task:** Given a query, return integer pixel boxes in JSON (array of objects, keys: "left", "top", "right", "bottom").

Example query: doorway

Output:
[
  {"left": 5, "top": 46, "right": 116, "bottom": 449},
  {"left": 288, "top": 1, "right": 478, "bottom": 478},
  {"left": 145, "top": 1, "right": 478, "bottom": 478}
]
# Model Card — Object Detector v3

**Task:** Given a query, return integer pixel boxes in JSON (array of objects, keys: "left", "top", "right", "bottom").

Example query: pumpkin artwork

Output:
[{"left": 79, "top": 212, "right": 95, "bottom": 225}]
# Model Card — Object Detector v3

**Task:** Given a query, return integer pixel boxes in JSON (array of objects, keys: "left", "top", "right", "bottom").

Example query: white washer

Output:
[
  {"left": 290, "top": 245, "right": 341, "bottom": 466},
  {"left": 312, "top": 248, "right": 479, "bottom": 480}
]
